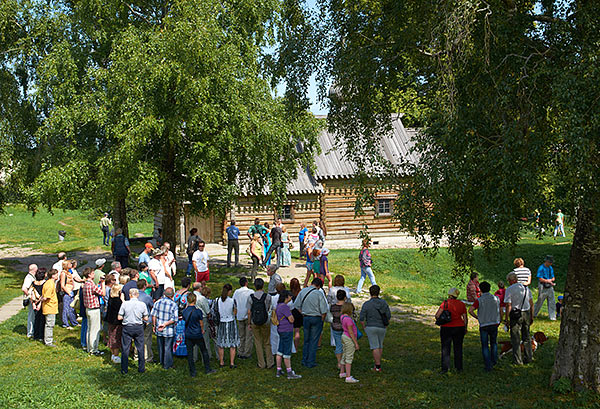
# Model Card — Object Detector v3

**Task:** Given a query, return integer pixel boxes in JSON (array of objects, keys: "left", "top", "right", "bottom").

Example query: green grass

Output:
[
  {"left": 0, "top": 260, "right": 23, "bottom": 307},
  {"left": 326, "top": 233, "right": 571, "bottom": 308},
  {"left": 0, "top": 204, "right": 153, "bottom": 253},
  {"left": 1, "top": 308, "right": 597, "bottom": 409}
]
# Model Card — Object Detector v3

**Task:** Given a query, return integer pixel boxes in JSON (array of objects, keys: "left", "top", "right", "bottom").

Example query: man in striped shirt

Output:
[{"left": 511, "top": 258, "right": 531, "bottom": 286}]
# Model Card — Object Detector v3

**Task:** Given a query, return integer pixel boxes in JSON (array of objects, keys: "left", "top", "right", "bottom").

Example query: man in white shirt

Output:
[
  {"left": 22, "top": 264, "right": 38, "bottom": 338},
  {"left": 52, "top": 252, "right": 66, "bottom": 273},
  {"left": 511, "top": 258, "right": 531, "bottom": 286},
  {"left": 233, "top": 277, "right": 254, "bottom": 359},
  {"left": 192, "top": 240, "right": 210, "bottom": 283},
  {"left": 504, "top": 272, "right": 534, "bottom": 365},
  {"left": 149, "top": 248, "right": 166, "bottom": 301}
]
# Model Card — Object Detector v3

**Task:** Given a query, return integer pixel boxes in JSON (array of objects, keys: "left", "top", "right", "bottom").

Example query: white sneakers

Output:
[
  {"left": 345, "top": 376, "right": 359, "bottom": 383},
  {"left": 111, "top": 355, "right": 121, "bottom": 364}
]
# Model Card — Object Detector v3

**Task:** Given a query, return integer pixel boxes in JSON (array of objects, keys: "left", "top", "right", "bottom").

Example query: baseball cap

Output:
[
  {"left": 145, "top": 243, "right": 153, "bottom": 249},
  {"left": 95, "top": 258, "right": 106, "bottom": 267}
]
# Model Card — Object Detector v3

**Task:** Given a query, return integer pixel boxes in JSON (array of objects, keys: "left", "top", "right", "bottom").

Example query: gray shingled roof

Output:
[{"left": 244, "top": 114, "right": 418, "bottom": 196}]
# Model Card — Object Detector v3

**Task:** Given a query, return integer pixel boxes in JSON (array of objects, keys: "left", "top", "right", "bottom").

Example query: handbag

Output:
[
  {"left": 357, "top": 327, "right": 363, "bottom": 340},
  {"left": 22, "top": 298, "right": 30, "bottom": 308},
  {"left": 325, "top": 310, "right": 334, "bottom": 324},
  {"left": 271, "top": 309, "right": 279, "bottom": 326},
  {"left": 435, "top": 301, "right": 452, "bottom": 326},
  {"left": 509, "top": 287, "right": 528, "bottom": 322}
]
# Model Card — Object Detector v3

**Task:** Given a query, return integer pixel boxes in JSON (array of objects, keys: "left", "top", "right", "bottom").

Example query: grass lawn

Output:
[
  {"left": 0, "top": 260, "right": 23, "bottom": 307},
  {"left": 0, "top": 204, "right": 153, "bottom": 254}
]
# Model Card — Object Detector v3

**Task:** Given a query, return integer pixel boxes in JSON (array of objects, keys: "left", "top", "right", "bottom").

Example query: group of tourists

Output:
[
  {"left": 435, "top": 255, "right": 559, "bottom": 373},
  {"left": 21, "top": 239, "right": 391, "bottom": 383}
]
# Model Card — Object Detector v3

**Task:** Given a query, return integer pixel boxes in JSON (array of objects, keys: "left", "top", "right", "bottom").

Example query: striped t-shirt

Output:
[{"left": 512, "top": 267, "right": 531, "bottom": 285}]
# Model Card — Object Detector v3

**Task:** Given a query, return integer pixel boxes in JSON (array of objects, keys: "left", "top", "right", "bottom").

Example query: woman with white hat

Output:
[{"left": 434, "top": 287, "right": 468, "bottom": 374}]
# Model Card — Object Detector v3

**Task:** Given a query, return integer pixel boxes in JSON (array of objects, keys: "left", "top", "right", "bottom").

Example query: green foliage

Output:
[
  {"left": 552, "top": 377, "right": 572, "bottom": 394},
  {"left": 0, "top": 260, "right": 23, "bottom": 307}
]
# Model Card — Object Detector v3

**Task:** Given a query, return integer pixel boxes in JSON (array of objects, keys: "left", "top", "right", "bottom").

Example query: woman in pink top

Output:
[{"left": 339, "top": 302, "right": 360, "bottom": 383}]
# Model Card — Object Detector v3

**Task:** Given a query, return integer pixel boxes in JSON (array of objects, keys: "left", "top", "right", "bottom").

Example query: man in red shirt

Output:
[{"left": 82, "top": 267, "right": 106, "bottom": 355}]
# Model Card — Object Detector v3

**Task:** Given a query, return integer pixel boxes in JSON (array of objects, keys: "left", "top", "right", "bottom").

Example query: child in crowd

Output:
[
  {"left": 339, "top": 302, "right": 360, "bottom": 383},
  {"left": 275, "top": 290, "right": 302, "bottom": 379},
  {"left": 556, "top": 295, "right": 564, "bottom": 319},
  {"left": 494, "top": 281, "right": 506, "bottom": 321}
]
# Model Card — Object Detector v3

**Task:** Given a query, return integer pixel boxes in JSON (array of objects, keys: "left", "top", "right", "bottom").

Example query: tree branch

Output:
[
  {"left": 122, "top": 2, "right": 152, "bottom": 25},
  {"left": 530, "top": 14, "right": 563, "bottom": 24}
]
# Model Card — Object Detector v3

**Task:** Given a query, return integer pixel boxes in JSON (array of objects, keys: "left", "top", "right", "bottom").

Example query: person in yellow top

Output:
[{"left": 42, "top": 269, "right": 60, "bottom": 347}]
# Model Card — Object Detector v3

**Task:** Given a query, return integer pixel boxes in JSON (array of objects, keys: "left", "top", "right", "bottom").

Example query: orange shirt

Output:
[{"left": 439, "top": 298, "right": 467, "bottom": 327}]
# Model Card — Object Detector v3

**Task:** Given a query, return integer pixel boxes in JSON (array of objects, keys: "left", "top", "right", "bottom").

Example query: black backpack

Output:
[{"left": 250, "top": 293, "right": 268, "bottom": 325}]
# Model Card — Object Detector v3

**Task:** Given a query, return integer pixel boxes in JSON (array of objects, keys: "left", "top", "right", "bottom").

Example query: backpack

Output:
[
  {"left": 250, "top": 293, "right": 268, "bottom": 325},
  {"left": 174, "top": 291, "right": 189, "bottom": 317}
]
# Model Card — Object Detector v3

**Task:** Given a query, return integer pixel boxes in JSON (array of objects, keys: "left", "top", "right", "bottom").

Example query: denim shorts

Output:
[
  {"left": 277, "top": 331, "right": 293, "bottom": 358},
  {"left": 331, "top": 329, "right": 343, "bottom": 355}
]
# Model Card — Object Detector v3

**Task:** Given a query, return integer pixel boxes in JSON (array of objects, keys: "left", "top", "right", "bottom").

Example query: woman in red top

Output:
[{"left": 435, "top": 288, "right": 468, "bottom": 373}]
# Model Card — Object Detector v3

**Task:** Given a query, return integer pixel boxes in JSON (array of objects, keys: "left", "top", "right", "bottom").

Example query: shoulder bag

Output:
[{"left": 435, "top": 300, "right": 452, "bottom": 326}]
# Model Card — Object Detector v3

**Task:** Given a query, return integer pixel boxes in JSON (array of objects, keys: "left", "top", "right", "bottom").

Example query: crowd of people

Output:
[
  {"left": 20, "top": 226, "right": 391, "bottom": 383},
  {"left": 435, "top": 255, "right": 560, "bottom": 373},
  {"left": 20, "top": 216, "right": 560, "bottom": 380}
]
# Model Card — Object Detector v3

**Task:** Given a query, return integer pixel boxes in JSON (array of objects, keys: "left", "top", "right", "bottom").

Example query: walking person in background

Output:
[
  {"left": 280, "top": 226, "right": 292, "bottom": 267},
  {"left": 263, "top": 221, "right": 282, "bottom": 268},
  {"left": 41, "top": 269, "right": 60, "bottom": 347},
  {"left": 553, "top": 209, "right": 566, "bottom": 238},
  {"left": 100, "top": 212, "right": 112, "bottom": 246},
  {"left": 504, "top": 272, "right": 534, "bottom": 365},
  {"left": 360, "top": 285, "right": 391, "bottom": 372},
  {"left": 233, "top": 277, "right": 254, "bottom": 359},
  {"left": 22, "top": 263, "right": 38, "bottom": 338},
  {"left": 186, "top": 228, "right": 200, "bottom": 276},
  {"left": 339, "top": 302, "right": 360, "bottom": 383},
  {"left": 216, "top": 283, "right": 240, "bottom": 368},
  {"left": 435, "top": 288, "right": 468, "bottom": 374},
  {"left": 112, "top": 228, "right": 131, "bottom": 268},
  {"left": 226, "top": 220, "right": 240, "bottom": 268},
  {"left": 263, "top": 222, "right": 272, "bottom": 266},
  {"left": 319, "top": 248, "right": 332, "bottom": 289},
  {"left": 356, "top": 239, "right": 376, "bottom": 294},
  {"left": 533, "top": 255, "right": 557, "bottom": 320},
  {"left": 275, "top": 290, "right": 302, "bottom": 379},
  {"left": 298, "top": 222, "right": 308, "bottom": 260},
  {"left": 468, "top": 282, "right": 500, "bottom": 371}
]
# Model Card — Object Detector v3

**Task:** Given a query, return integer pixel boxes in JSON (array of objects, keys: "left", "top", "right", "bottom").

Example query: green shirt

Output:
[
  {"left": 248, "top": 224, "right": 267, "bottom": 238},
  {"left": 139, "top": 270, "right": 153, "bottom": 295},
  {"left": 556, "top": 212, "right": 564, "bottom": 224}
]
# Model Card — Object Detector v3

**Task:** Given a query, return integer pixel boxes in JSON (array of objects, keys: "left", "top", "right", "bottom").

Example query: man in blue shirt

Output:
[
  {"left": 138, "top": 243, "right": 153, "bottom": 267},
  {"left": 533, "top": 255, "right": 557, "bottom": 320},
  {"left": 298, "top": 222, "right": 308, "bottom": 260},
  {"left": 226, "top": 220, "right": 240, "bottom": 268},
  {"left": 182, "top": 293, "right": 215, "bottom": 376}
]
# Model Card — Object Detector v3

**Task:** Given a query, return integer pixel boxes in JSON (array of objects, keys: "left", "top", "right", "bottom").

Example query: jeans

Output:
[
  {"left": 534, "top": 285, "right": 556, "bottom": 320},
  {"left": 440, "top": 326, "right": 465, "bottom": 372},
  {"left": 356, "top": 266, "right": 377, "bottom": 294},
  {"left": 227, "top": 239, "right": 239, "bottom": 267},
  {"left": 102, "top": 228, "right": 109, "bottom": 245},
  {"left": 62, "top": 293, "right": 78, "bottom": 327},
  {"left": 553, "top": 223, "right": 565, "bottom": 237},
  {"left": 157, "top": 336, "right": 175, "bottom": 369},
  {"left": 277, "top": 331, "right": 293, "bottom": 358},
  {"left": 479, "top": 325, "right": 498, "bottom": 371},
  {"left": 86, "top": 308, "right": 101, "bottom": 353},
  {"left": 510, "top": 309, "right": 533, "bottom": 365},
  {"left": 27, "top": 302, "right": 35, "bottom": 338},
  {"left": 121, "top": 324, "right": 145, "bottom": 373},
  {"left": 187, "top": 254, "right": 193, "bottom": 275},
  {"left": 264, "top": 244, "right": 282, "bottom": 267},
  {"left": 331, "top": 329, "right": 344, "bottom": 355},
  {"left": 186, "top": 337, "right": 212, "bottom": 375},
  {"left": 44, "top": 314, "right": 56, "bottom": 345},
  {"left": 80, "top": 307, "right": 88, "bottom": 348},
  {"left": 302, "top": 315, "right": 324, "bottom": 368}
]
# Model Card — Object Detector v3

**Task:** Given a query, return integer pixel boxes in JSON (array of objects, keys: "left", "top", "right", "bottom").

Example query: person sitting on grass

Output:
[
  {"left": 275, "top": 290, "right": 302, "bottom": 379},
  {"left": 339, "top": 302, "right": 360, "bottom": 383}
]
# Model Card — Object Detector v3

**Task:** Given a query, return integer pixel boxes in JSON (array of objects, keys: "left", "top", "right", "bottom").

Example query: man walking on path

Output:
[
  {"left": 233, "top": 277, "right": 254, "bottom": 359},
  {"left": 226, "top": 220, "right": 240, "bottom": 267},
  {"left": 100, "top": 213, "right": 112, "bottom": 246},
  {"left": 22, "top": 263, "right": 38, "bottom": 338},
  {"left": 553, "top": 209, "right": 566, "bottom": 238},
  {"left": 468, "top": 281, "right": 500, "bottom": 371},
  {"left": 533, "top": 256, "right": 557, "bottom": 320},
  {"left": 263, "top": 221, "right": 282, "bottom": 267},
  {"left": 504, "top": 272, "right": 534, "bottom": 365},
  {"left": 151, "top": 287, "right": 178, "bottom": 369},
  {"left": 294, "top": 277, "right": 329, "bottom": 368},
  {"left": 118, "top": 288, "right": 148, "bottom": 374}
]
